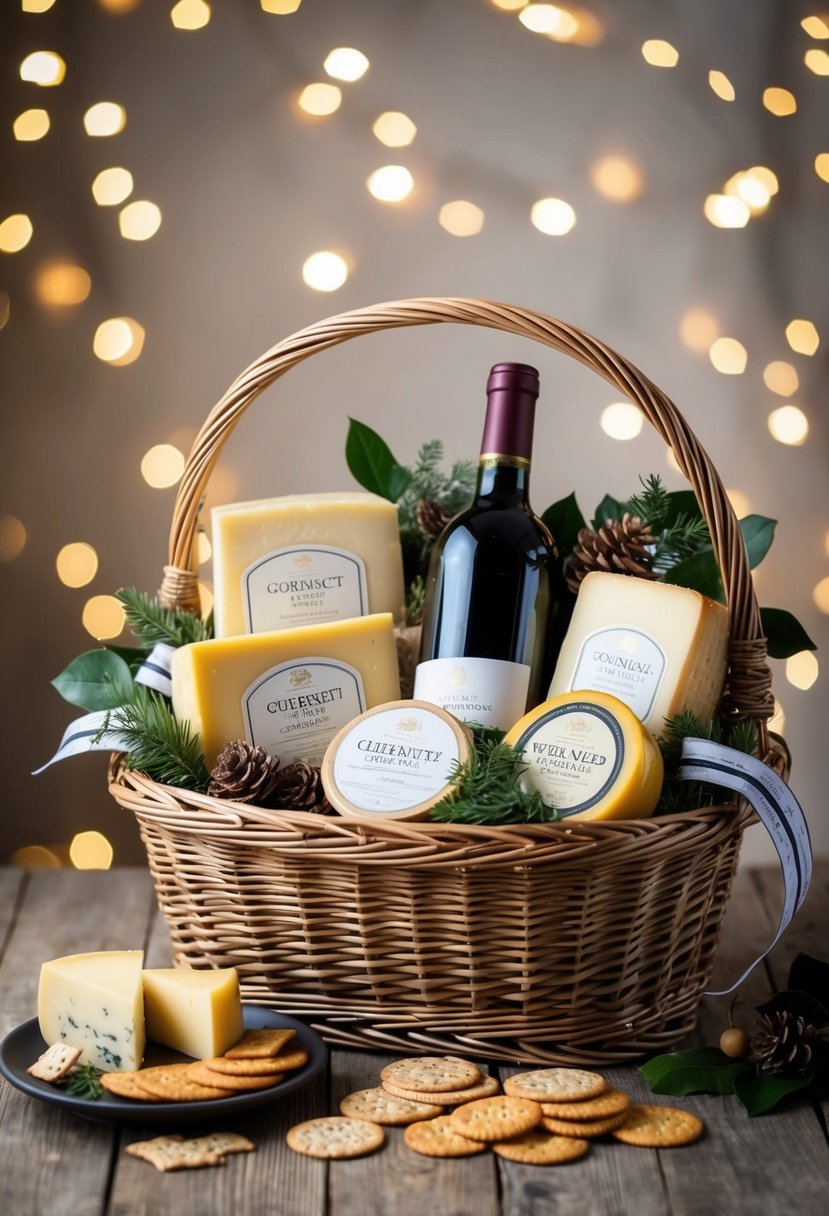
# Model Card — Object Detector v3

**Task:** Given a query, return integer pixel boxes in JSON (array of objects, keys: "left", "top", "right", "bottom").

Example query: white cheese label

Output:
[
  {"left": 242, "top": 545, "right": 368, "bottom": 633},
  {"left": 243, "top": 657, "right": 366, "bottom": 765},
  {"left": 332, "top": 707, "right": 460, "bottom": 813},
  {"left": 413, "top": 657, "right": 531, "bottom": 730},
  {"left": 511, "top": 701, "right": 625, "bottom": 815},
  {"left": 568, "top": 627, "right": 666, "bottom": 721}
]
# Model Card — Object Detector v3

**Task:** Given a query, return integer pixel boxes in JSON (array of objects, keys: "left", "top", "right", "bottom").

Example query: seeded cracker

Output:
[
  {"left": 200, "top": 1056, "right": 290, "bottom": 1077},
  {"left": 493, "top": 1129, "right": 591, "bottom": 1164},
  {"left": 340, "top": 1087, "right": 444, "bottom": 1125},
  {"left": 541, "top": 1111, "right": 630, "bottom": 1138},
  {"left": 286, "top": 1117, "right": 385, "bottom": 1160},
  {"left": 449, "top": 1096, "right": 543, "bottom": 1142},
  {"left": 26, "top": 1043, "right": 81, "bottom": 1082},
  {"left": 404, "top": 1116, "right": 489, "bottom": 1158},
  {"left": 100, "top": 1071, "right": 161, "bottom": 1101},
  {"left": 225, "top": 1028, "right": 296, "bottom": 1059},
  {"left": 380, "top": 1055, "right": 481, "bottom": 1093},
  {"left": 382, "top": 1071, "right": 500, "bottom": 1106},
  {"left": 504, "top": 1068, "right": 607, "bottom": 1103},
  {"left": 129, "top": 1064, "right": 227, "bottom": 1102},
  {"left": 540, "top": 1086, "right": 631, "bottom": 1121},
  {"left": 186, "top": 1063, "right": 284, "bottom": 1092},
  {"left": 611, "top": 1103, "right": 704, "bottom": 1147}
]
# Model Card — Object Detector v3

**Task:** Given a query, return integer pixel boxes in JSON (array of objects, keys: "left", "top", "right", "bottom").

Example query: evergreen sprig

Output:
[
  {"left": 656, "top": 711, "right": 757, "bottom": 814},
  {"left": 625, "top": 474, "right": 711, "bottom": 572},
  {"left": 59, "top": 1063, "right": 104, "bottom": 1101},
  {"left": 116, "top": 586, "right": 212, "bottom": 649},
  {"left": 111, "top": 685, "right": 209, "bottom": 791},
  {"left": 431, "top": 735, "right": 558, "bottom": 826},
  {"left": 395, "top": 439, "right": 476, "bottom": 534}
]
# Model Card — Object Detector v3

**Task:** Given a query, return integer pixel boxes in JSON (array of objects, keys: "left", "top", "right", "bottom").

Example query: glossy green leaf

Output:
[
  {"left": 663, "top": 549, "right": 725, "bottom": 601},
  {"left": 640, "top": 1047, "right": 749, "bottom": 1095},
  {"left": 640, "top": 1047, "right": 735, "bottom": 1085},
  {"left": 107, "top": 646, "right": 149, "bottom": 675},
  {"left": 734, "top": 1070, "right": 811, "bottom": 1116},
  {"left": 739, "top": 515, "right": 777, "bottom": 569},
  {"left": 541, "top": 492, "right": 586, "bottom": 556},
  {"left": 760, "top": 608, "right": 817, "bottom": 660},
  {"left": 345, "top": 418, "right": 411, "bottom": 502},
  {"left": 52, "top": 650, "right": 134, "bottom": 711},
  {"left": 661, "top": 489, "right": 704, "bottom": 526},
  {"left": 591, "top": 494, "right": 626, "bottom": 530}
]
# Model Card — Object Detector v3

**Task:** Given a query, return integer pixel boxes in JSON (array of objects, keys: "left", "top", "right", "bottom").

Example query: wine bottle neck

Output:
[
  {"left": 476, "top": 362, "right": 539, "bottom": 505},
  {"left": 475, "top": 458, "right": 530, "bottom": 502}
]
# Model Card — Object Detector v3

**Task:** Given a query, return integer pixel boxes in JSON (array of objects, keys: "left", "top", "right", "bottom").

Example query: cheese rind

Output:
[
  {"left": 142, "top": 968, "right": 244, "bottom": 1060},
  {"left": 548, "top": 572, "right": 729, "bottom": 735},
  {"left": 37, "top": 951, "right": 145, "bottom": 1072},
  {"left": 172, "top": 612, "right": 401, "bottom": 768},
  {"left": 212, "top": 492, "right": 406, "bottom": 637},
  {"left": 505, "top": 691, "right": 663, "bottom": 821}
]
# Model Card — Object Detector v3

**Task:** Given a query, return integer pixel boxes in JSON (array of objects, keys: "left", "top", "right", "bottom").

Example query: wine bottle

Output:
[{"left": 413, "top": 362, "right": 566, "bottom": 731}]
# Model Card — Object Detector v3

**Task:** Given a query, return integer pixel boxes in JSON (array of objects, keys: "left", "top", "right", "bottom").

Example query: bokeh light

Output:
[
  {"left": 600, "top": 402, "right": 643, "bottom": 440},
  {"left": 679, "top": 308, "right": 719, "bottom": 352},
  {"left": 119, "top": 200, "right": 162, "bottom": 240},
  {"left": 302, "top": 250, "right": 349, "bottom": 291},
  {"left": 0, "top": 214, "right": 34, "bottom": 253},
  {"left": 767, "top": 405, "right": 809, "bottom": 446},
  {"left": 641, "top": 40, "right": 679, "bottom": 67},
  {"left": 197, "top": 531, "right": 212, "bottom": 563},
  {"left": 802, "top": 15, "right": 829, "bottom": 37},
  {"left": 141, "top": 444, "right": 186, "bottom": 488},
  {"left": 0, "top": 293, "right": 8, "bottom": 329},
  {"left": 93, "top": 317, "right": 145, "bottom": 365},
  {"left": 34, "top": 262, "right": 92, "bottom": 307},
  {"left": 13, "top": 109, "right": 50, "bottom": 141},
  {"left": 82, "top": 595, "right": 125, "bottom": 639},
  {"left": 785, "top": 651, "right": 819, "bottom": 691},
  {"left": 11, "top": 845, "right": 61, "bottom": 869},
  {"left": 709, "top": 336, "right": 747, "bottom": 374},
  {"left": 769, "top": 698, "right": 786, "bottom": 734},
  {"left": 520, "top": 5, "right": 577, "bottom": 38},
  {"left": 530, "top": 197, "right": 576, "bottom": 234},
  {"left": 590, "top": 156, "right": 644, "bottom": 202},
  {"left": 747, "top": 166, "right": 779, "bottom": 196},
  {"left": 816, "top": 153, "right": 829, "bottom": 183},
  {"left": 20, "top": 51, "right": 66, "bottom": 86},
  {"left": 491, "top": 0, "right": 528, "bottom": 10},
  {"left": 805, "top": 48, "right": 829, "bottom": 74},
  {"left": 297, "top": 83, "right": 342, "bottom": 116},
  {"left": 763, "top": 87, "right": 796, "bottom": 116},
  {"left": 438, "top": 200, "right": 485, "bottom": 236},
  {"left": 813, "top": 576, "right": 829, "bottom": 615},
  {"left": 324, "top": 48, "right": 369, "bottom": 81},
  {"left": 785, "top": 318, "right": 819, "bottom": 355},
  {"left": 373, "top": 111, "right": 417, "bottom": 147},
  {"left": 83, "top": 102, "right": 126, "bottom": 136},
  {"left": 56, "top": 542, "right": 99, "bottom": 588},
  {"left": 763, "top": 361, "right": 799, "bottom": 397},
  {"left": 92, "top": 167, "right": 134, "bottom": 205},
  {"left": 261, "top": 0, "right": 302, "bottom": 11},
  {"left": 198, "top": 581, "right": 214, "bottom": 618},
  {"left": 367, "top": 165, "right": 414, "bottom": 202},
  {"left": 98, "top": 0, "right": 142, "bottom": 10},
  {"left": 723, "top": 169, "right": 772, "bottom": 214},
  {"left": 708, "top": 70, "right": 735, "bottom": 100},
  {"left": 0, "top": 516, "right": 28, "bottom": 563},
  {"left": 703, "top": 194, "right": 750, "bottom": 228},
  {"left": 69, "top": 830, "right": 114, "bottom": 870},
  {"left": 22, "top": 0, "right": 58, "bottom": 11},
  {"left": 725, "top": 489, "right": 751, "bottom": 518},
  {"left": 171, "top": 0, "right": 211, "bottom": 30}
]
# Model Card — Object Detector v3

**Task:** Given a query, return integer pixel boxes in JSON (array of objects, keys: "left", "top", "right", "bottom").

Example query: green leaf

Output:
[
  {"left": 345, "top": 418, "right": 412, "bottom": 502},
  {"left": 640, "top": 1047, "right": 747, "bottom": 1095},
  {"left": 541, "top": 492, "right": 586, "bottom": 556},
  {"left": 734, "top": 1070, "right": 811, "bottom": 1116},
  {"left": 756, "top": 989, "right": 829, "bottom": 1026},
  {"left": 52, "top": 650, "right": 134, "bottom": 712},
  {"left": 788, "top": 953, "right": 829, "bottom": 1009},
  {"left": 661, "top": 489, "right": 704, "bottom": 527},
  {"left": 591, "top": 494, "right": 626, "bottom": 530},
  {"left": 663, "top": 549, "right": 725, "bottom": 602},
  {"left": 107, "top": 646, "right": 150, "bottom": 675},
  {"left": 739, "top": 515, "right": 777, "bottom": 569},
  {"left": 761, "top": 608, "right": 817, "bottom": 660}
]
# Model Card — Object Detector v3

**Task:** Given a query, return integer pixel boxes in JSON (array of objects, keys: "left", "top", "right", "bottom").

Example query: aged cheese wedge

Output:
[
  {"left": 504, "top": 690, "right": 663, "bottom": 821},
  {"left": 37, "top": 950, "right": 145, "bottom": 1072},
  {"left": 212, "top": 492, "right": 406, "bottom": 638},
  {"left": 548, "top": 572, "right": 729, "bottom": 735},
  {"left": 142, "top": 968, "right": 244, "bottom": 1060},
  {"left": 172, "top": 612, "right": 401, "bottom": 768}
]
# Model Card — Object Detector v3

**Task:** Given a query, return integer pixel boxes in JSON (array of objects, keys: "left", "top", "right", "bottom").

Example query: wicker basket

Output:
[{"left": 110, "top": 297, "right": 780, "bottom": 1066}]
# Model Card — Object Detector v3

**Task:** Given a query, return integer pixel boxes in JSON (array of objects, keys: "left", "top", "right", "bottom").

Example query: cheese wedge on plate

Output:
[
  {"left": 37, "top": 950, "right": 145, "bottom": 1072},
  {"left": 142, "top": 968, "right": 244, "bottom": 1059}
]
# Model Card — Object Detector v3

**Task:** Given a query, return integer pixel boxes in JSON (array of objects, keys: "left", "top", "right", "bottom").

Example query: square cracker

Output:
[
  {"left": 224, "top": 1029, "right": 296, "bottom": 1059},
  {"left": 27, "top": 1043, "right": 82, "bottom": 1082}
]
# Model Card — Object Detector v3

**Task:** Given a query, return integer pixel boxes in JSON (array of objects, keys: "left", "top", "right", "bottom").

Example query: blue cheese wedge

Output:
[{"left": 37, "top": 950, "right": 145, "bottom": 1072}]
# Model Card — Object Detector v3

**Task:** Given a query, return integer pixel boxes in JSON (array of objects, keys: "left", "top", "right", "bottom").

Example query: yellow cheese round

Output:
[{"left": 504, "top": 690, "right": 663, "bottom": 821}]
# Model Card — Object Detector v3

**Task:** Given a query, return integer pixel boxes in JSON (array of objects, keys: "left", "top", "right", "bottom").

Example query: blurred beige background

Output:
[{"left": 0, "top": 0, "right": 826, "bottom": 871}]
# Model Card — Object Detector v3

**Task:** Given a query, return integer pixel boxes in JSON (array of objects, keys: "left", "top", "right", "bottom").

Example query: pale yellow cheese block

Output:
[
  {"left": 142, "top": 968, "right": 244, "bottom": 1060},
  {"left": 172, "top": 612, "right": 401, "bottom": 768},
  {"left": 37, "top": 951, "right": 145, "bottom": 1072},
  {"left": 212, "top": 491, "right": 406, "bottom": 638},
  {"left": 548, "top": 572, "right": 729, "bottom": 736}
]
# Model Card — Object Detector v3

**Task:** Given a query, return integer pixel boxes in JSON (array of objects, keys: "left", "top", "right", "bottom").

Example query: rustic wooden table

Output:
[{"left": 1, "top": 862, "right": 827, "bottom": 1215}]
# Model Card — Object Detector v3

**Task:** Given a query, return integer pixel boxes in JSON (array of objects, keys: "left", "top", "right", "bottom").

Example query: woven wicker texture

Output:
[{"left": 110, "top": 297, "right": 778, "bottom": 1064}]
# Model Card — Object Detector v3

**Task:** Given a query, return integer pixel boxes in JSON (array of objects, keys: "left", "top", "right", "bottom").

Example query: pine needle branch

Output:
[
  {"left": 116, "top": 587, "right": 212, "bottom": 650},
  {"left": 656, "top": 711, "right": 757, "bottom": 814},
  {"left": 112, "top": 686, "right": 209, "bottom": 791},
  {"left": 431, "top": 736, "right": 558, "bottom": 825}
]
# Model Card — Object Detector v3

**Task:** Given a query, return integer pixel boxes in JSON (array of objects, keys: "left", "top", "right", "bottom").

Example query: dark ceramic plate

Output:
[{"left": 0, "top": 1006, "right": 327, "bottom": 1125}]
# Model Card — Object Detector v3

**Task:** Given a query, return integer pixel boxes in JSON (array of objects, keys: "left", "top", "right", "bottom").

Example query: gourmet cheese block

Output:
[
  {"left": 504, "top": 690, "right": 663, "bottom": 821},
  {"left": 172, "top": 612, "right": 401, "bottom": 768},
  {"left": 37, "top": 951, "right": 145, "bottom": 1072},
  {"left": 142, "top": 968, "right": 244, "bottom": 1059},
  {"left": 211, "top": 492, "right": 406, "bottom": 638},
  {"left": 548, "top": 572, "right": 729, "bottom": 736}
]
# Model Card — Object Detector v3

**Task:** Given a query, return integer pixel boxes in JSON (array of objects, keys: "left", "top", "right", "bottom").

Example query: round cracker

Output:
[
  {"left": 611, "top": 1104, "right": 703, "bottom": 1147},
  {"left": 448, "top": 1096, "right": 542, "bottom": 1143},
  {"left": 493, "top": 1129, "right": 591, "bottom": 1164},
  {"left": 201, "top": 1056, "right": 289, "bottom": 1077},
  {"left": 186, "top": 1063, "right": 284, "bottom": 1092},
  {"left": 286, "top": 1117, "right": 385, "bottom": 1160},
  {"left": 340, "top": 1087, "right": 443, "bottom": 1126},
  {"left": 504, "top": 1068, "right": 607, "bottom": 1103},
  {"left": 262, "top": 1047, "right": 309, "bottom": 1072},
  {"left": 541, "top": 1111, "right": 629, "bottom": 1138},
  {"left": 100, "top": 1072, "right": 163, "bottom": 1101},
  {"left": 380, "top": 1055, "right": 481, "bottom": 1093},
  {"left": 382, "top": 1072, "right": 500, "bottom": 1106},
  {"left": 130, "top": 1065, "right": 227, "bottom": 1102},
  {"left": 541, "top": 1087, "right": 631, "bottom": 1121},
  {"left": 403, "top": 1116, "right": 488, "bottom": 1158}
]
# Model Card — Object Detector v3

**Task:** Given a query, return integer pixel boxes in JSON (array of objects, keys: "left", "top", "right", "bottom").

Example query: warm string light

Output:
[
  {"left": 767, "top": 405, "right": 809, "bottom": 446},
  {"left": 22, "top": 0, "right": 58, "bottom": 11},
  {"left": 92, "top": 167, "right": 134, "bottom": 206},
  {"left": 324, "top": 48, "right": 369, "bottom": 82},
  {"left": 438, "top": 201, "right": 485, "bottom": 236},
  {"left": 813, "top": 576, "right": 829, "bottom": 615},
  {"left": 785, "top": 319, "right": 820, "bottom": 355},
  {"left": 708, "top": 70, "right": 735, "bottom": 101},
  {"left": 530, "top": 197, "right": 576, "bottom": 234},
  {"left": 641, "top": 40, "right": 679, "bottom": 67},
  {"left": 0, "top": 293, "right": 9, "bottom": 330},
  {"left": 141, "top": 444, "right": 185, "bottom": 488},
  {"left": 589, "top": 156, "right": 644, "bottom": 202},
  {"left": 69, "top": 830, "right": 114, "bottom": 869},
  {"left": 815, "top": 153, "right": 829, "bottom": 183},
  {"left": 373, "top": 111, "right": 417, "bottom": 147},
  {"left": 763, "top": 361, "right": 799, "bottom": 397},
  {"left": 93, "top": 317, "right": 145, "bottom": 364},
  {"left": 119, "top": 200, "right": 162, "bottom": 240},
  {"left": 170, "top": 0, "right": 212, "bottom": 31},
  {"left": 13, "top": 109, "right": 50, "bottom": 141},
  {"left": 786, "top": 651, "right": 819, "bottom": 691},
  {"left": 708, "top": 336, "right": 747, "bottom": 374},
  {"left": 763, "top": 87, "right": 796, "bottom": 116},
  {"left": 801, "top": 15, "right": 829, "bottom": 38},
  {"left": 600, "top": 402, "right": 643, "bottom": 440},
  {"left": 0, "top": 214, "right": 34, "bottom": 252},
  {"left": 725, "top": 489, "right": 751, "bottom": 518},
  {"left": 703, "top": 194, "right": 749, "bottom": 228},
  {"left": 298, "top": 83, "right": 342, "bottom": 116},
  {"left": 679, "top": 309, "right": 719, "bottom": 352},
  {"left": 83, "top": 102, "right": 126, "bottom": 136},
  {"left": 367, "top": 165, "right": 414, "bottom": 203},
  {"left": 20, "top": 51, "right": 65, "bottom": 86},
  {"left": 302, "top": 251, "right": 349, "bottom": 291},
  {"left": 34, "top": 262, "right": 92, "bottom": 307},
  {"left": 82, "top": 595, "right": 125, "bottom": 639},
  {"left": 56, "top": 542, "right": 98, "bottom": 588},
  {"left": 261, "top": 0, "right": 303, "bottom": 12},
  {"left": 0, "top": 516, "right": 28, "bottom": 562},
  {"left": 804, "top": 48, "right": 829, "bottom": 74}
]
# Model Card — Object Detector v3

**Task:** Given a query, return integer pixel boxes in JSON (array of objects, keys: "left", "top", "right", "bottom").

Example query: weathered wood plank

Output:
[
  {"left": 0, "top": 869, "right": 157, "bottom": 1216},
  {"left": 0, "top": 867, "right": 26, "bottom": 963},
  {"left": 329, "top": 1049, "right": 499, "bottom": 1216}
]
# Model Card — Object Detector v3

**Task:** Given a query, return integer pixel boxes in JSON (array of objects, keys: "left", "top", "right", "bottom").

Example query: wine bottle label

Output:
[
  {"left": 478, "top": 453, "right": 531, "bottom": 470},
  {"left": 567, "top": 627, "right": 667, "bottom": 721},
  {"left": 322, "top": 701, "right": 472, "bottom": 819},
  {"left": 413, "top": 657, "right": 531, "bottom": 730},
  {"left": 242, "top": 545, "right": 368, "bottom": 633},
  {"left": 242, "top": 657, "right": 366, "bottom": 765}
]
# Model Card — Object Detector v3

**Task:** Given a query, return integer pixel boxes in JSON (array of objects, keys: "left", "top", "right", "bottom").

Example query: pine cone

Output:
[
  {"left": 270, "top": 761, "right": 331, "bottom": 813},
  {"left": 416, "top": 498, "right": 452, "bottom": 538},
  {"left": 566, "top": 513, "right": 657, "bottom": 595},
  {"left": 752, "top": 1010, "right": 817, "bottom": 1074},
  {"left": 208, "top": 741, "right": 281, "bottom": 804}
]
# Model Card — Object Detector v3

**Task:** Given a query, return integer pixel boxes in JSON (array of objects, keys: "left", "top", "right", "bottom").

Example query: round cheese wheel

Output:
[
  {"left": 321, "top": 700, "right": 473, "bottom": 820},
  {"left": 504, "top": 690, "right": 663, "bottom": 821}
]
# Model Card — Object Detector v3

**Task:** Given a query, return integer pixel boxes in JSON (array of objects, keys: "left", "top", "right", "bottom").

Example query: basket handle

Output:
[{"left": 158, "top": 296, "right": 773, "bottom": 735}]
